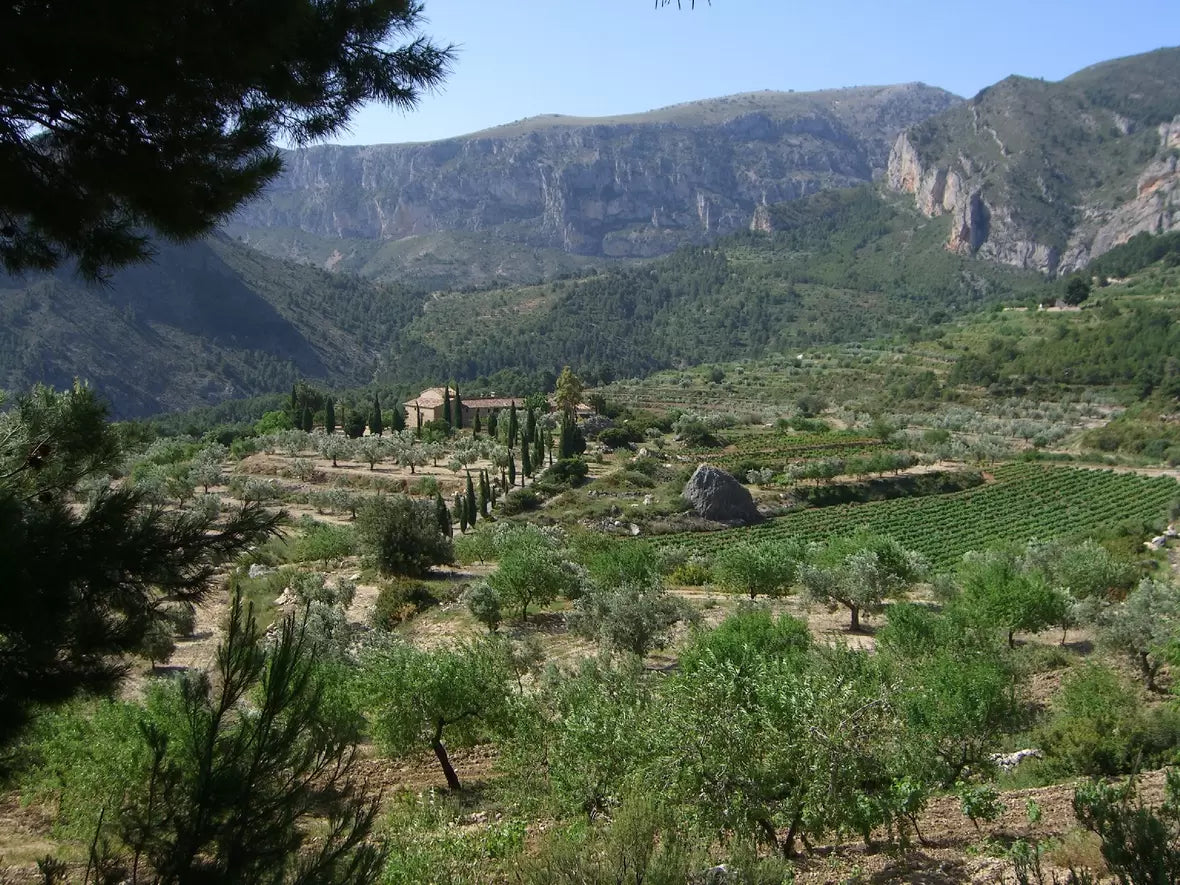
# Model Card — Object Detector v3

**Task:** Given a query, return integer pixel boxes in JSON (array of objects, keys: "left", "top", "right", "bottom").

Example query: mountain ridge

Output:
[{"left": 226, "top": 82, "right": 961, "bottom": 271}]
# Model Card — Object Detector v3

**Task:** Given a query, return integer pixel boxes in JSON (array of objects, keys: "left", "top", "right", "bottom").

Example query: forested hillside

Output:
[
  {"left": 380, "top": 187, "right": 1048, "bottom": 392},
  {"left": 0, "top": 236, "right": 429, "bottom": 417}
]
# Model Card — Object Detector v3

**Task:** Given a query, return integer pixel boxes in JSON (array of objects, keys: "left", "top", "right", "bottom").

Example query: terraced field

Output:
[{"left": 650, "top": 463, "right": 1179, "bottom": 569}]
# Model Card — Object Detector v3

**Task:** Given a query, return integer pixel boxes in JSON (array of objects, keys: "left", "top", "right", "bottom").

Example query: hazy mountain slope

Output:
[
  {"left": 226, "top": 84, "right": 961, "bottom": 278},
  {"left": 887, "top": 46, "right": 1180, "bottom": 274},
  {"left": 0, "top": 236, "right": 427, "bottom": 417}
]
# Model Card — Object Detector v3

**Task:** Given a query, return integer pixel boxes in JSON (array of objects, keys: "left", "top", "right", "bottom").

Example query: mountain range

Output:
[{"left": 3, "top": 47, "right": 1179, "bottom": 418}]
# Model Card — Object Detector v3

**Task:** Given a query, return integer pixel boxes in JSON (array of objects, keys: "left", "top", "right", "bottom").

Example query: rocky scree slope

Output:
[
  {"left": 227, "top": 84, "right": 960, "bottom": 271},
  {"left": 887, "top": 46, "right": 1180, "bottom": 275}
]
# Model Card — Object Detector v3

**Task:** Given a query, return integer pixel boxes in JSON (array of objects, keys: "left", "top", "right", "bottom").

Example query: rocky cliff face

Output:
[
  {"left": 886, "top": 47, "right": 1180, "bottom": 275},
  {"left": 229, "top": 84, "right": 960, "bottom": 266}
]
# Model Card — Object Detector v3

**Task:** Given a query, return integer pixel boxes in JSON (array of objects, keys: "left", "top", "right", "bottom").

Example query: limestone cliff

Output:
[
  {"left": 885, "top": 47, "right": 1180, "bottom": 275},
  {"left": 228, "top": 84, "right": 960, "bottom": 271}
]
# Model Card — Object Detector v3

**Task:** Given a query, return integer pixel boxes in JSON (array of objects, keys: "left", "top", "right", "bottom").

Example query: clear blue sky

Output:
[{"left": 334, "top": 0, "right": 1180, "bottom": 146}]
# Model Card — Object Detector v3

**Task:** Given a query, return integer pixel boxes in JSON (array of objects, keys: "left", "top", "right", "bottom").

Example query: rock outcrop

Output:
[
  {"left": 683, "top": 465, "right": 764, "bottom": 526},
  {"left": 229, "top": 84, "right": 960, "bottom": 269},
  {"left": 885, "top": 47, "right": 1180, "bottom": 275}
]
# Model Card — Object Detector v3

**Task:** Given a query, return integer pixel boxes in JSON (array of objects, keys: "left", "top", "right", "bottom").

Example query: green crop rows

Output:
[{"left": 651, "top": 464, "right": 1179, "bottom": 569}]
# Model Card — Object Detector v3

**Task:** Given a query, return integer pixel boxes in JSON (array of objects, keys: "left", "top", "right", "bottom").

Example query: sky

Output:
[{"left": 334, "top": 0, "right": 1180, "bottom": 146}]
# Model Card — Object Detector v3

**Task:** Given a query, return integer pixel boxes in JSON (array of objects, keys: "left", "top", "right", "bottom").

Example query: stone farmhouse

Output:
[{"left": 404, "top": 387, "right": 592, "bottom": 429}]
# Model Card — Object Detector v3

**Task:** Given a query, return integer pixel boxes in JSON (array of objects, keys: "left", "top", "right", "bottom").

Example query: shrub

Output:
[
  {"left": 465, "top": 582, "right": 502, "bottom": 632},
  {"left": 356, "top": 495, "right": 453, "bottom": 577},
  {"left": 294, "top": 517, "right": 356, "bottom": 562},
  {"left": 542, "top": 457, "right": 589, "bottom": 487},
  {"left": 372, "top": 579, "right": 438, "bottom": 630},
  {"left": 500, "top": 487, "right": 541, "bottom": 515}
]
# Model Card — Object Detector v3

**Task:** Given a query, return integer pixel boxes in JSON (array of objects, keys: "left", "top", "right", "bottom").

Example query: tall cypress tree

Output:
[
  {"left": 508, "top": 451, "right": 516, "bottom": 487},
  {"left": 521, "top": 443, "right": 531, "bottom": 478},
  {"left": 487, "top": 410, "right": 498, "bottom": 439},
  {"left": 370, "top": 392, "right": 383, "bottom": 436},
  {"left": 524, "top": 407, "right": 535, "bottom": 446},
  {"left": 453, "top": 386, "right": 463, "bottom": 429},
  {"left": 478, "top": 470, "right": 489, "bottom": 518},
  {"left": 301, "top": 405, "right": 313, "bottom": 433},
  {"left": 508, "top": 402, "right": 518, "bottom": 448},
  {"left": 324, "top": 398, "right": 335, "bottom": 434},
  {"left": 473, "top": 413, "right": 481, "bottom": 437},
  {"left": 442, "top": 387, "right": 452, "bottom": 429},
  {"left": 465, "top": 471, "right": 477, "bottom": 526},
  {"left": 434, "top": 492, "right": 452, "bottom": 539}
]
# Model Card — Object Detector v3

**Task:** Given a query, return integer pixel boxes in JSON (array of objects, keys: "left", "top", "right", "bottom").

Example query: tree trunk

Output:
[
  {"left": 1008, "top": 629, "right": 1016, "bottom": 649},
  {"left": 1140, "top": 652, "right": 1158, "bottom": 691},
  {"left": 849, "top": 604, "right": 860, "bottom": 632},
  {"left": 431, "top": 721, "right": 461, "bottom": 790}
]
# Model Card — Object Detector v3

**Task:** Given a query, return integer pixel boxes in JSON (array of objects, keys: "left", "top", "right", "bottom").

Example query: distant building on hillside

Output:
[{"left": 404, "top": 387, "right": 592, "bottom": 430}]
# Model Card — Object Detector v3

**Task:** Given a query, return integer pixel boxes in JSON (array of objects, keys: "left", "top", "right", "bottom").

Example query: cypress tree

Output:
[
  {"left": 370, "top": 392, "right": 383, "bottom": 436},
  {"left": 465, "top": 471, "right": 477, "bottom": 526},
  {"left": 453, "top": 386, "right": 463, "bottom": 429},
  {"left": 301, "top": 405, "right": 313, "bottom": 433},
  {"left": 442, "top": 387, "right": 452, "bottom": 429},
  {"left": 458, "top": 495, "right": 469, "bottom": 534},
  {"left": 390, "top": 401, "right": 406, "bottom": 432},
  {"left": 487, "top": 410, "right": 498, "bottom": 439},
  {"left": 508, "top": 451, "right": 516, "bottom": 487},
  {"left": 290, "top": 383, "right": 298, "bottom": 412},
  {"left": 478, "top": 470, "right": 489, "bottom": 517},
  {"left": 524, "top": 407, "right": 535, "bottom": 446},
  {"left": 508, "top": 403, "right": 518, "bottom": 448},
  {"left": 434, "top": 492, "right": 452, "bottom": 539},
  {"left": 415, "top": 403, "right": 422, "bottom": 435},
  {"left": 473, "top": 413, "right": 481, "bottom": 437},
  {"left": 324, "top": 398, "right": 335, "bottom": 434},
  {"left": 533, "top": 429, "right": 544, "bottom": 470},
  {"left": 521, "top": 442, "right": 531, "bottom": 478}
]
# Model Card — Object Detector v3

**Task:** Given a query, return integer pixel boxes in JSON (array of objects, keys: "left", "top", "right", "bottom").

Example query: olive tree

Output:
[
  {"left": 1095, "top": 578, "right": 1180, "bottom": 690},
  {"left": 712, "top": 539, "right": 804, "bottom": 600},
  {"left": 800, "top": 534, "right": 928, "bottom": 631},
  {"left": 360, "top": 638, "right": 512, "bottom": 790}
]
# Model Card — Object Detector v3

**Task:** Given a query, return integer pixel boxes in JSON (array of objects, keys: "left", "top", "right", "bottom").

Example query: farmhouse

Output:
[
  {"left": 403, "top": 387, "right": 522, "bottom": 429},
  {"left": 404, "top": 387, "right": 593, "bottom": 429}
]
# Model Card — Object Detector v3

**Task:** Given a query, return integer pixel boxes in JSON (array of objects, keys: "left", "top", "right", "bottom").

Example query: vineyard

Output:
[
  {"left": 651, "top": 464, "right": 1179, "bottom": 569},
  {"left": 691, "top": 431, "right": 887, "bottom": 472}
]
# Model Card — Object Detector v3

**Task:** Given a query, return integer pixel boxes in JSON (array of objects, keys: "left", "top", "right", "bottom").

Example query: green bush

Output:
[
  {"left": 294, "top": 517, "right": 356, "bottom": 562},
  {"left": 1039, "top": 663, "right": 1180, "bottom": 777},
  {"left": 356, "top": 494, "right": 452, "bottom": 577},
  {"left": 371, "top": 579, "right": 438, "bottom": 630},
  {"left": 500, "top": 487, "right": 541, "bottom": 515}
]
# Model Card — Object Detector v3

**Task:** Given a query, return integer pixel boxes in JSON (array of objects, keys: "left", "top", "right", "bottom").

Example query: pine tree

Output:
[
  {"left": 370, "top": 392, "right": 383, "bottom": 436},
  {"left": 508, "top": 403, "right": 518, "bottom": 448},
  {"left": 325, "top": 398, "right": 336, "bottom": 434},
  {"left": 465, "top": 472, "right": 477, "bottom": 526}
]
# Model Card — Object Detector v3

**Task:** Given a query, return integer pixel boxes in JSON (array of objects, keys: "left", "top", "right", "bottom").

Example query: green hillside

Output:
[
  {"left": 0, "top": 236, "right": 429, "bottom": 418},
  {"left": 379, "top": 186, "right": 1048, "bottom": 392}
]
